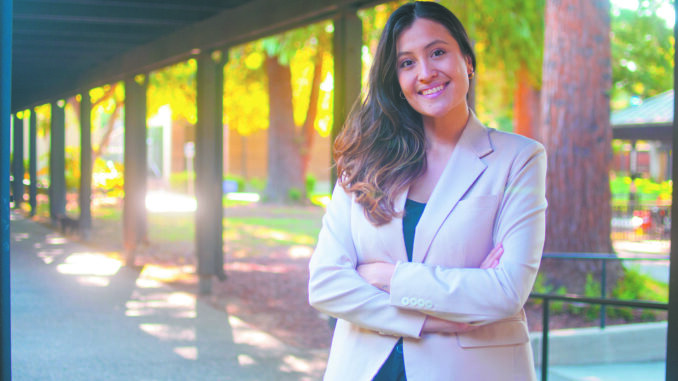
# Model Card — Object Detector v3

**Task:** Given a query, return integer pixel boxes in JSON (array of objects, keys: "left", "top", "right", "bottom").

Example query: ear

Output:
[{"left": 465, "top": 56, "right": 474, "bottom": 76}]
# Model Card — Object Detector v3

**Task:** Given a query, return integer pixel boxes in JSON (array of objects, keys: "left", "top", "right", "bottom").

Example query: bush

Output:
[
  {"left": 248, "top": 177, "right": 266, "bottom": 192},
  {"left": 306, "top": 174, "right": 317, "bottom": 195},
  {"left": 223, "top": 174, "right": 245, "bottom": 192}
]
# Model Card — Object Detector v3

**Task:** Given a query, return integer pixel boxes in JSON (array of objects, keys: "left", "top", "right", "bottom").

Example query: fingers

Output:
[{"left": 480, "top": 244, "right": 503, "bottom": 269}]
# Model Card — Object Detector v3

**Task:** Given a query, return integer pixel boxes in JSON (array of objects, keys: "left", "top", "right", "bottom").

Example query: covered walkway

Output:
[{"left": 10, "top": 210, "right": 326, "bottom": 380}]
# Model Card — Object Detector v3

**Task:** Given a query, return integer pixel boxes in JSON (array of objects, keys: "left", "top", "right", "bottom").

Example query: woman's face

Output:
[{"left": 395, "top": 18, "right": 472, "bottom": 122}]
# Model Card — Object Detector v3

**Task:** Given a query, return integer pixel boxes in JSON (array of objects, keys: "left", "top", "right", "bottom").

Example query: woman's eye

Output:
[
  {"left": 432, "top": 49, "right": 445, "bottom": 57},
  {"left": 399, "top": 59, "right": 414, "bottom": 68}
]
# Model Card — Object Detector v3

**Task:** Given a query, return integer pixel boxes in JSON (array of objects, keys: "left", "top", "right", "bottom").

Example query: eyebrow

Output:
[{"left": 397, "top": 39, "right": 450, "bottom": 58}]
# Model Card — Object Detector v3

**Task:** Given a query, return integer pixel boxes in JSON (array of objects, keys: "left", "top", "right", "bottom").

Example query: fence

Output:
[
  {"left": 611, "top": 200, "right": 671, "bottom": 241},
  {"left": 530, "top": 252, "right": 669, "bottom": 381}
]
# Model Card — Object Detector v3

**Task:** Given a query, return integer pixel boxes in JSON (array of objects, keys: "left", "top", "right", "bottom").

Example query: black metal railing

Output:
[{"left": 529, "top": 253, "right": 670, "bottom": 381}]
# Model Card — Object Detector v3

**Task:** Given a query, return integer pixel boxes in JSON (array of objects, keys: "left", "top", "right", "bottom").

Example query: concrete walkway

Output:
[{"left": 9, "top": 211, "right": 326, "bottom": 381}]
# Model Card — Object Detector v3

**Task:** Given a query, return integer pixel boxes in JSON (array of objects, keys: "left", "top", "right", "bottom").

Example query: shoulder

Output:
[{"left": 486, "top": 128, "right": 544, "bottom": 155}]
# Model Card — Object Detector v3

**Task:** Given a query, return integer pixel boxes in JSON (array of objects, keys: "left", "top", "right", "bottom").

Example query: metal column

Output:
[
  {"left": 195, "top": 51, "right": 226, "bottom": 294},
  {"left": 123, "top": 75, "right": 148, "bottom": 265},
  {"left": 331, "top": 8, "right": 362, "bottom": 185},
  {"left": 0, "top": 0, "right": 12, "bottom": 378},
  {"left": 11, "top": 114, "right": 23, "bottom": 208},
  {"left": 79, "top": 92, "right": 92, "bottom": 238},
  {"left": 666, "top": 3, "right": 678, "bottom": 378},
  {"left": 28, "top": 109, "right": 37, "bottom": 216},
  {"left": 49, "top": 101, "right": 66, "bottom": 224}
]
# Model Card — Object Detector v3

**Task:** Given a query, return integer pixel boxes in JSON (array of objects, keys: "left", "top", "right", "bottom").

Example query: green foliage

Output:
[
  {"left": 610, "top": 175, "right": 672, "bottom": 203},
  {"left": 610, "top": 0, "right": 675, "bottom": 110},
  {"left": 224, "top": 174, "right": 246, "bottom": 192},
  {"left": 607, "top": 268, "right": 668, "bottom": 321},
  {"left": 582, "top": 273, "right": 602, "bottom": 321},
  {"left": 305, "top": 174, "right": 317, "bottom": 195},
  {"left": 64, "top": 146, "right": 81, "bottom": 191},
  {"left": 288, "top": 187, "right": 303, "bottom": 202},
  {"left": 168, "top": 171, "right": 195, "bottom": 193},
  {"left": 92, "top": 158, "right": 124, "bottom": 197},
  {"left": 147, "top": 60, "right": 197, "bottom": 125},
  {"left": 535, "top": 268, "right": 668, "bottom": 323},
  {"left": 225, "top": 21, "right": 333, "bottom": 137},
  {"left": 531, "top": 273, "right": 567, "bottom": 313},
  {"left": 247, "top": 177, "right": 266, "bottom": 192}
]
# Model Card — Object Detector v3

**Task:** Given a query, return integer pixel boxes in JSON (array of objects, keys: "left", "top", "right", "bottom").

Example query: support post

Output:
[
  {"left": 666, "top": 3, "right": 678, "bottom": 377},
  {"left": 79, "top": 91, "right": 93, "bottom": 239},
  {"left": 0, "top": 0, "right": 11, "bottom": 378},
  {"left": 331, "top": 8, "right": 362, "bottom": 186},
  {"left": 123, "top": 75, "right": 148, "bottom": 265},
  {"left": 28, "top": 109, "right": 37, "bottom": 216},
  {"left": 11, "top": 114, "right": 24, "bottom": 208},
  {"left": 49, "top": 100, "right": 66, "bottom": 224},
  {"left": 195, "top": 50, "right": 226, "bottom": 294}
]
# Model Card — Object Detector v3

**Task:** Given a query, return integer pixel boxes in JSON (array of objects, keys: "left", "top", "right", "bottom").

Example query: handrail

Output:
[
  {"left": 529, "top": 292, "right": 668, "bottom": 381},
  {"left": 530, "top": 252, "right": 669, "bottom": 381},
  {"left": 543, "top": 252, "right": 669, "bottom": 260}
]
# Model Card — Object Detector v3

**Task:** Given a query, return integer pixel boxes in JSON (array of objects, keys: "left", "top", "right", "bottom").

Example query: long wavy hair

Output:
[{"left": 334, "top": 1, "right": 476, "bottom": 226}]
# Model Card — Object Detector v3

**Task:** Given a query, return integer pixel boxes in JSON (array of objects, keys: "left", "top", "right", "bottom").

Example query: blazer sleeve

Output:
[
  {"left": 308, "top": 183, "right": 427, "bottom": 338},
  {"left": 389, "top": 141, "right": 547, "bottom": 325}
]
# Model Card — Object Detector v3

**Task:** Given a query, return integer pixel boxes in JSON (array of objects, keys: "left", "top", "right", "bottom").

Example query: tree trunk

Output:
[
  {"left": 539, "top": 0, "right": 621, "bottom": 293},
  {"left": 264, "top": 55, "right": 305, "bottom": 203},
  {"left": 513, "top": 67, "right": 540, "bottom": 140},
  {"left": 300, "top": 53, "right": 324, "bottom": 176}
]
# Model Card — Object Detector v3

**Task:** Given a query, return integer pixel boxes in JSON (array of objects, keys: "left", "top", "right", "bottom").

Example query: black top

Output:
[{"left": 373, "top": 199, "right": 426, "bottom": 381}]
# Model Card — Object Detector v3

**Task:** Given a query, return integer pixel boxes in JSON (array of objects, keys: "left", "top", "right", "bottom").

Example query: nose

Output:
[{"left": 418, "top": 61, "right": 437, "bottom": 83}]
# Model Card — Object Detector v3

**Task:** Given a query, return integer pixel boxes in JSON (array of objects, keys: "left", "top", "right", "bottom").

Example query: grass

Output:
[{"left": 80, "top": 200, "right": 324, "bottom": 255}]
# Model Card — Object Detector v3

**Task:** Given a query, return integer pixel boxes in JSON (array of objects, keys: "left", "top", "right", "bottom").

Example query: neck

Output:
[{"left": 422, "top": 104, "right": 470, "bottom": 149}]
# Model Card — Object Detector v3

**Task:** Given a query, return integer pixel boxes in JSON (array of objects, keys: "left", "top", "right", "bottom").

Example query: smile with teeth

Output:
[{"left": 420, "top": 83, "right": 446, "bottom": 96}]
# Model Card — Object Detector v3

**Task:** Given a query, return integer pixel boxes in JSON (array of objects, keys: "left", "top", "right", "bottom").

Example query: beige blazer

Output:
[{"left": 308, "top": 114, "right": 547, "bottom": 381}]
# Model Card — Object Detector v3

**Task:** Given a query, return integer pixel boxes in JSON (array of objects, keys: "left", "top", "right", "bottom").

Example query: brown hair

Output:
[{"left": 334, "top": 1, "right": 476, "bottom": 225}]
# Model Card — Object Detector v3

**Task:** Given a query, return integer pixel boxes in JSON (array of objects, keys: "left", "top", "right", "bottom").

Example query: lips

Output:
[{"left": 419, "top": 82, "right": 448, "bottom": 96}]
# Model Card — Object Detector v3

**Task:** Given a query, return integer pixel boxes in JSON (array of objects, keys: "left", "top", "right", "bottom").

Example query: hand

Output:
[
  {"left": 357, "top": 262, "right": 395, "bottom": 293},
  {"left": 479, "top": 243, "right": 503, "bottom": 269},
  {"left": 422, "top": 315, "right": 476, "bottom": 334}
]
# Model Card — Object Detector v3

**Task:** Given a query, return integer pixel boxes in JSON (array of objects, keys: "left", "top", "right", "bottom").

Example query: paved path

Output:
[{"left": 10, "top": 212, "right": 326, "bottom": 381}]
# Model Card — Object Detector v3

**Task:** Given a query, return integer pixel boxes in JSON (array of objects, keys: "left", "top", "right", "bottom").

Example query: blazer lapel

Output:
[
  {"left": 376, "top": 189, "right": 409, "bottom": 263},
  {"left": 412, "top": 114, "right": 493, "bottom": 263}
]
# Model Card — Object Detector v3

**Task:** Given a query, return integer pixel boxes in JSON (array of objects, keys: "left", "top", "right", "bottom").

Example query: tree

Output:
[
  {"left": 224, "top": 23, "right": 333, "bottom": 203},
  {"left": 262, "top": 25, "right": 330, "bottom": 202},
  {"left": 610, "top": 0, "right": 674, "bottom": 109},
  {"left": 539, "top": 0, "right": 620, "bottom": 292}
]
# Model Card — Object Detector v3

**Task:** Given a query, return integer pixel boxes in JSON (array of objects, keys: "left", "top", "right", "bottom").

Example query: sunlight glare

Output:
[
  {"left": 280, "top": 355, "right": 313, "bottom": 374},
  {"left": 228, "top": 316, "right": 286, "bottom": 351},
  {"left": 76, "top": 276, "right": 111, "bottom": 287},
  {"left": 145, "top": 190, "right": 197, "bottom": 213},
  {"left": 139, "top": 323, "right": 196, "bottom": 341},
  {"left": 174, "top": 346, "right": 198, "bottom": 360},
  {"left": 237, "top": 354, "right": 257, "bottom": 366},
  {"left": 288, "top": 245, "right": 313, "bottom": 259},
  {"left": 135, "top": 277, "right": 164, "bottom": 288},
  {"left": 56, "top": 252, "right": 122, "bottom": 276},
  {"left": 46, "top": 235, "right": 68, "bottom": 245},
  {"left": 225, "top": 192, "right": 261, "bottom": 202}
]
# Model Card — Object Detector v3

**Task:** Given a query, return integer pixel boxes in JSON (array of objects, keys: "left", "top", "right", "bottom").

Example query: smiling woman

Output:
[{"left": 309, "top": 2, "right": 547, "bottom": 380}]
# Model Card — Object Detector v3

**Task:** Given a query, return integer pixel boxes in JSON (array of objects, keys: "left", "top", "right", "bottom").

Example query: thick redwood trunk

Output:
[
  {"left": 513, "top": 67, "right": 540, "bottom": 140},
  {"left": 264, "top": 55, "right": 305, "bottom": 203},
  {"left": 539, "top": 0, "right": 620, "bottom": 292}
]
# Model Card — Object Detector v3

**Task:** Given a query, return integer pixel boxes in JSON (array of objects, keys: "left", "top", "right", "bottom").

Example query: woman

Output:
[{"left": 308, "top": 2, "right": 547, "bottom": 380}]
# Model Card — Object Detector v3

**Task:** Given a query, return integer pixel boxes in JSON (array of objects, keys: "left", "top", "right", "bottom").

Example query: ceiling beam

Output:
[{"left": 13, "top": 0, "right": 383, "bottom": 109}]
